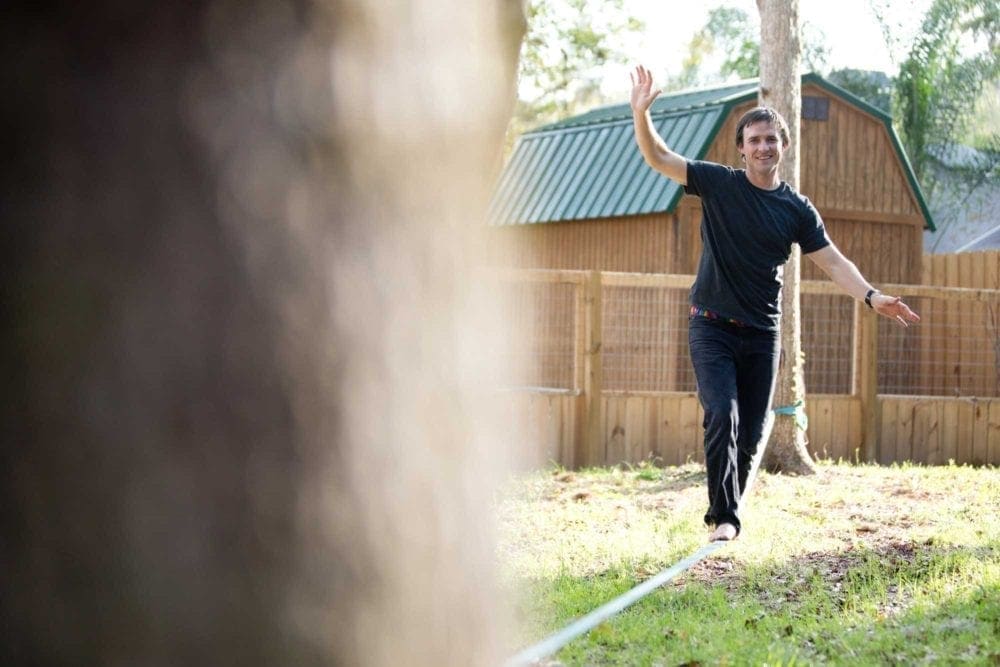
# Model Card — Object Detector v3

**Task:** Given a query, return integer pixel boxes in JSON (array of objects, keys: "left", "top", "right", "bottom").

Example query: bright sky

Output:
[{"left": 599, "top": 0, "right": 932, "bottom": 98}]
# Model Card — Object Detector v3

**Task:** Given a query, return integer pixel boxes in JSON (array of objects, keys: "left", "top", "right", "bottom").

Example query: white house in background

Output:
[
  {"left": 956, "top": 223, "right": 1000, "bottom": 251},
  {"left": 923, "top": 144, "right": 1000, "bottom": 253}
]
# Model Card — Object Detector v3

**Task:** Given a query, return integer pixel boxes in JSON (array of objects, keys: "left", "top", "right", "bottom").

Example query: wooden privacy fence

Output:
[
  {"left": 494, "top": 267, "right": 1000, "bottom": 469},
  {"left": 922, "top": 250, "right": 1000, "bottom": 289}
]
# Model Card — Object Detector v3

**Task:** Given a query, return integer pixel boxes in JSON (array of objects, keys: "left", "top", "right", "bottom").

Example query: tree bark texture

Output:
[
  {"left": 0, "top": 2, "right": 526, "bottom": 665},
  {"left": 756, "top": 0, "right": 817, "bottom": 475}
]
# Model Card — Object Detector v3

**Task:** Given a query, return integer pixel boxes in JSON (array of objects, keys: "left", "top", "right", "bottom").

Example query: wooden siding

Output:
[
  {"left": 800, "top": 87, "right": 922, "bottom": 219},
  {"left": 704, "top": 100, "right": 755, "bottom": 167},
  {"left": 493, "top": 207, "right": 924, "bottom": 285},
  {"left": 494, "top": 213, "right": 680, "bottom": 273},
  {"left": 878, "top": 396, "right": 1000, "bottom": 466},
  {"left": 598, "top": 393, "right": 864, "bottom": 466},
  {"left": 809, "top": 218, "right": 923, "bottom": 284},
  {"left": 922, "top": 250, "right": 1000, "bottom": 288},
  {"left": 502, "top": 391, "right": 1000, "bottom": 469},
  {"left": 703, "top": 86, "right": 923, "bottom": 221},
  {"left": 500, "top": 391, "right": 582, "bottom": 470}
]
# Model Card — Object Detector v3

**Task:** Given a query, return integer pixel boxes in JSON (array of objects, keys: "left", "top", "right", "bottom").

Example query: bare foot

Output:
[{"left": 709, "top": 523, "right": 738, "bottom": 542}]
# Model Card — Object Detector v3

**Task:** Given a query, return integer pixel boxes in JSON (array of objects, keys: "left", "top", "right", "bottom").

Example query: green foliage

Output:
[
  {"left": 827, "top": 68, "right": 894, "bottom": 113},
  {"left": 668, "top": 7, "right": 830, "bottom": 91},
  {"left": 884, "top": 0, "right": 1000, "bottom": 249},
  {"left": 705, "top": 6, "right": 761, "bottom": 79},
  {"left": 511, "top": 0, "right": 643, "bottom": 134},
  {"left": 965, "top": 80, "right": 1000, "bottom": 149},
  {"left": 894, "top": 0, "right": 1000, "bottom": 186}
]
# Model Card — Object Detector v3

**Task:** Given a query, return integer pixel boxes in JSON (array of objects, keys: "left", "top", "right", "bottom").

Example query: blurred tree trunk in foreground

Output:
[{"left": 0, "top": 2, "right": 525, "bottom": 665}]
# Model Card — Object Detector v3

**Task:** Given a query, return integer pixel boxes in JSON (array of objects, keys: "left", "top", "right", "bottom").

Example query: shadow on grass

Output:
[
  {"left": 544, "top": 463, "right": 708, "bottom": 499},
  {"left": 815, "top": 581, "right": 1000, "bottom": 664},
  {"left": 691, "top": 539, "right": 996, "bottom": 599},
  {"left": 621, "top": 463, "right": 707, "bottom": 495}
]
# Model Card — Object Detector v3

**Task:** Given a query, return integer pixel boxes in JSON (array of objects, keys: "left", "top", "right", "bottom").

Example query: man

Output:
[{"left": 629, "top": 65, "right": 920, "bottom": 542}]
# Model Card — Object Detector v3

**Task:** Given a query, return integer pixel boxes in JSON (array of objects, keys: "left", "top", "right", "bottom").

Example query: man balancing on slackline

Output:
[{"left": 629, "top": 65, "right": 921, "bottom": 542}]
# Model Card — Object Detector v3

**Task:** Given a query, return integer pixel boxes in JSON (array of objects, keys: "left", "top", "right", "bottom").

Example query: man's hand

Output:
[
  {"left": 630, "top": 65, "right": 661, "bottom": 115},
  {"left": 872, "top": 293, "right": 921, "bottom": 327},
  {"left": 805, "top": 246, "right": 923, "bottom": 328},
  {"left": 629, "top": 64, "right": 688, "bottom": 183}
]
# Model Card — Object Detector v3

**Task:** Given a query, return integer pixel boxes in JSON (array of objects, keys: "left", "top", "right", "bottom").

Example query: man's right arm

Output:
[{"left": 630, "top": 65, "right": 688, "bottom": 185}]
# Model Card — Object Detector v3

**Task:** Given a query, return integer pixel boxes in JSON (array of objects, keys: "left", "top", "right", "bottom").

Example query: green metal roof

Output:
[
  {"left": 534, "top": 78, "right": 758, "bottom": 132},
  {"left": 489, "top": 73, "right": 935, "bottom": 231}
]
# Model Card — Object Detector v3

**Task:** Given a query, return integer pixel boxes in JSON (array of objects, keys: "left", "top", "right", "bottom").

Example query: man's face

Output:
[{"left": 738, "top": 120, "right": 786, "bottom": 175}]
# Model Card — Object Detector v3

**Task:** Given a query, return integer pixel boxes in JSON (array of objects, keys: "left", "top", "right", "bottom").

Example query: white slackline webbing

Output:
[
  {"left": 504, "top": 414, "right": 775, "bottom": 666},
  {"left": 504, "top": 540, "right": 728, "bottom": 666}
]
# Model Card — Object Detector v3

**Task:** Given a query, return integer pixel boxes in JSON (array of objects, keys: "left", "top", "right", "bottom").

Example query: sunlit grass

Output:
[{"left": 497, "top": 461, "right": 1000, "bottom": 665}]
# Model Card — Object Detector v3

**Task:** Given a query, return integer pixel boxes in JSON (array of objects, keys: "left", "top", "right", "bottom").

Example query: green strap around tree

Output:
[{"left": 773, "top": 400, "right": 808, "bottom": 431}]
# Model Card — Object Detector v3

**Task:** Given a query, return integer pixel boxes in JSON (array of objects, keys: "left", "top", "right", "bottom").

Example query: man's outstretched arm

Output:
[
  {"left": 806, "top": 244, "right": 921, "bottom": 326},
  {"left": 630, "top": 65, "right": 688, "bottom": 185}
]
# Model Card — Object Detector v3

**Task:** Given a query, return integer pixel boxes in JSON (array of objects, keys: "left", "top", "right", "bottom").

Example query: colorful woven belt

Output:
[{"left": 689, "top": 305, "right": 747, "bottom": 327}]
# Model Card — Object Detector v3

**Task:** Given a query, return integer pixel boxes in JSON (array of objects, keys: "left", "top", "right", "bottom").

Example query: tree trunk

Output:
[
  {"left": 756, "top": 0, "right": 817, "bottom": 475},
  {"left": 0, "top": 2, "right": 525, "bottom": 666}
]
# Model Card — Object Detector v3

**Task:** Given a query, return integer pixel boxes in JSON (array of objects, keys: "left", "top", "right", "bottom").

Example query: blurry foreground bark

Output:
[{"left": 1, "top": 2, "right": 525, "bottom": 665}]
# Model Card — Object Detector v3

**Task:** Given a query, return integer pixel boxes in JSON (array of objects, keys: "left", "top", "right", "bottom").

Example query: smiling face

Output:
[{"left": 738, "top": 119, "right": 786, "bottom": 178}]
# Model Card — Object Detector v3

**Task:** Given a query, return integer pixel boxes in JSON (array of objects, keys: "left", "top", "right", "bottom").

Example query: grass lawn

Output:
[{"left": 496, "top": 461, "right": 1000, "bottom": 666}]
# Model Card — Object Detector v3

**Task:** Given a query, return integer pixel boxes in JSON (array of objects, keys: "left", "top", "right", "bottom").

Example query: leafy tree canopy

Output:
[
  {"left": 511, "top": 0, "right": 643, "bottom": 136},
  {"left": 879, "top": 0, "right": 999, "bottom": 249},
  {"left": 668, "top": 7, "right": 829, "bottom": 91},
  {"left": 826, "top": 68, "right": 893, "bottom": 113},
  {"left": 893, "top": 0, "right": 1000, "bottom": 183}
]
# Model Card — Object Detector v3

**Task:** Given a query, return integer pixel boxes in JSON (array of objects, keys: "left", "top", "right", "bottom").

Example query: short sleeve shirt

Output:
[{"left": 683, "top": 160, "right": 831, "bottom": 331}]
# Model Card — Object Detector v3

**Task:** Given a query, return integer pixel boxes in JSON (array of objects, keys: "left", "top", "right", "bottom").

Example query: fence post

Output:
[
  {"left": 573, "top": 277, "right": 586, "bottom": 399},
  {"left": 853, "top": 300, "right": 880, "bottom": 462},
  {"left": 572, "top": 278, "right": 585, "bottom": 469},
  {"left": 580, "top": 270, "right": 603, "bottom": 467}
]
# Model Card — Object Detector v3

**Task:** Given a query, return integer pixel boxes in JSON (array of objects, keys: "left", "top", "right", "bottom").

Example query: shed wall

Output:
[
  {"left": 494, "top": 209, "right": 923, "bottom": 284},
  {"left": 703, "top": 85, "right": 923, "bottom": 223}
]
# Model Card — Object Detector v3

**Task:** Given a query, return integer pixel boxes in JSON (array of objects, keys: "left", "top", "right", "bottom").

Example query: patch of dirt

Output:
[
  {"left": 679, "top": 540, "right": 921, "bottom": 618},
  {"left": 677, "top": 557, "right": 736, "bottom": 585}
]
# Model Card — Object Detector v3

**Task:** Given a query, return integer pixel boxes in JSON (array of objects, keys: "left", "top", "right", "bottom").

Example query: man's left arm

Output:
[{"left": 805, "top": 244, "right": 921, "bottom": 327}]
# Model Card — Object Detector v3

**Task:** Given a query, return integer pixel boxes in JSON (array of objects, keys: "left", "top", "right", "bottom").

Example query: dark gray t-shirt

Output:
[{"left": 683, "top": 160, "right": 830, "bottom": 331}]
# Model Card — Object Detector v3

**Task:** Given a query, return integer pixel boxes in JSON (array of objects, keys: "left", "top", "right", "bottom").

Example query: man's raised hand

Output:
[{"left": 630, "top": 65, "right": 662, "bottom": 114}]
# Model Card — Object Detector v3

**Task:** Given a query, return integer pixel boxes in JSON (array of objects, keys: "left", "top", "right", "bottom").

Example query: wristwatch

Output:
[{"left": 864, "top": 288, "right": 880, "bottom": 309}]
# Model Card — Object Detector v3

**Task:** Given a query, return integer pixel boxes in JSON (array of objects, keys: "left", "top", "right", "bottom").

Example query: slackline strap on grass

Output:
[
  {"left": 504, "top": 541, "right": 729, "bottom": 667},
  {"left": 504, "top": 416, "right": 775, "bottom": 665}
]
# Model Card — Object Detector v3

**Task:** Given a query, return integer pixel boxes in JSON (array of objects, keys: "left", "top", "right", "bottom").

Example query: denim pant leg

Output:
[
  {"left": 688, "top": 317, "right": 741, "bottom": 530},
  {"left": 735, "top": 329, "right": 781, "bottom": 493},
  {"left": 689, "top": 318, "right": 780, "bottom": 533}
]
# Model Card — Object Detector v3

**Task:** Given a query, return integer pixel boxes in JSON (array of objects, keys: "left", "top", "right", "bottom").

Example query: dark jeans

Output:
[{"left": 688, "top": 316, "right": 780, "bottom": 534}]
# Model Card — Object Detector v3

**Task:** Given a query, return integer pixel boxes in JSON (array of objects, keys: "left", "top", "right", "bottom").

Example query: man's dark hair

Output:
[{"left": 735, "top": 107, "right": 790, "bottom": 147}]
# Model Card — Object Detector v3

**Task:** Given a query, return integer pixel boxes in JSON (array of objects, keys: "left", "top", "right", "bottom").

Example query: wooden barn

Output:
[
  {"left": 489, "top": 72, "right": 934, "bottom": 283},
  {"left": 486, "top": 74, "right": 1000, "bottom": 469}
]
